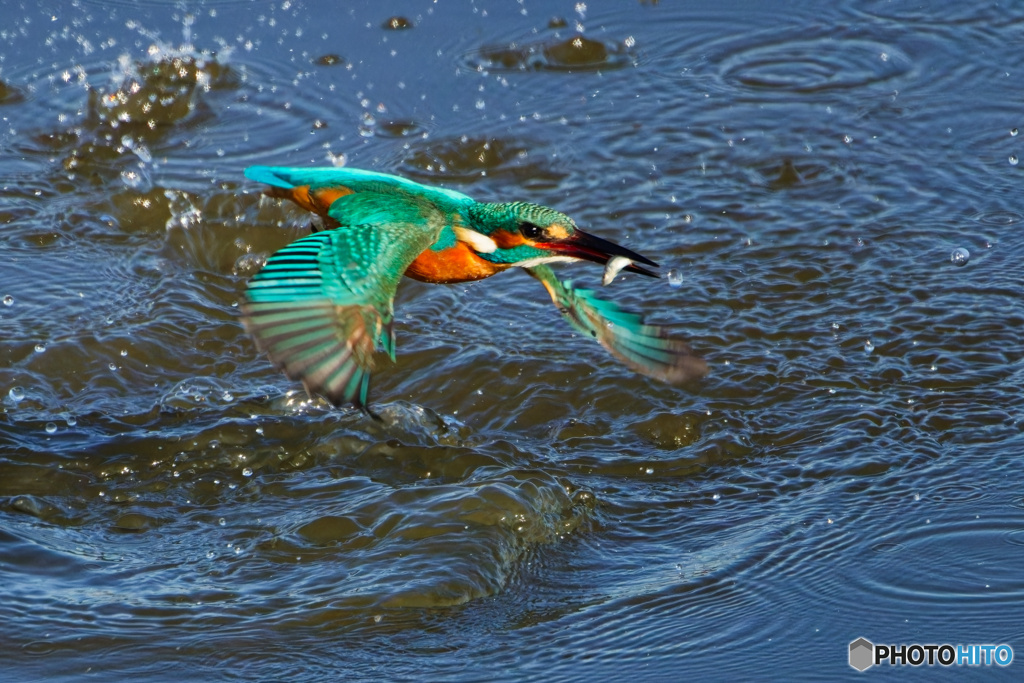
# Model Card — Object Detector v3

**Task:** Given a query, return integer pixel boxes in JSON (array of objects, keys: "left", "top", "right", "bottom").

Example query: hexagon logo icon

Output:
[{"left": 849, "top": 638, "right": 874, "bottom": 671}]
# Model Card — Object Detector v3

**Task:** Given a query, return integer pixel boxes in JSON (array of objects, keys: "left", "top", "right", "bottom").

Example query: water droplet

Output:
[
  {"left": 66, "top": 415, "right": 77, "bottom": 427},
  {"left": 218, "top": 517, "right": 226, "bottom": 526},
  {"left": 666, "top": 269, "right": 683, "bottom": 288},
  {"left": 108, "top": 362, "right": 118, "bottom": 371},
  {"left": 120, "top": 169, "right": 143, "bottom": 188},
  {"left": 45, "top": 422, "right": 57, "bottom": 434},
  {"left": 242, "top": 467, "right": 253, "bottom": 477},
  {"left": 950, "top": 247, "right": 970, "bottom": 267},
  {"left": 34, "top": 344, "right": 45, "bottom": 353},
  {"left": 864, "top": 340, "right": 875, "bottom": 353},
  {"left": 206, "top": 550, "right": 215, "bottom": 559},
  {"left": 221, "top": 391, "right": 234, "bottom": 402},
  {"left": 2, "top": 295, "right": 12, "bottom": 306},
  {"left": 8, "top": 386, "right": 24, "bottom": 401},
  {"left": 120, "top": 349, "right": 128, "bottom": 356},
  {"left": 1012, "top": 128, "right": 1019, "bottom": 137},
  {"left": 712, "top": 493, "right": 721, "bottom": 501},
  {"left": 1010, "top": 155, "right": 1019, "bottom": 166}
]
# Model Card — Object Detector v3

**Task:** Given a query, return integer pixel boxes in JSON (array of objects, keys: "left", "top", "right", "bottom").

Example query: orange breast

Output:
[{"left": 404, "top": 243, "right": 507, "bottom": 283}]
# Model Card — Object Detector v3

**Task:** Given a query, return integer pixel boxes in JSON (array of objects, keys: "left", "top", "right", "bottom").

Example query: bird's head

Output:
[{"left": 462, "top": 202, "right": 659, "bottom": 276}]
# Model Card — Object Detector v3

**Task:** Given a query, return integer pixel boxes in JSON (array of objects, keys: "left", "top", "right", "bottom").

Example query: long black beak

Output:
[{"left": 542, "top": 228, "right": 661, "bottom": 278}]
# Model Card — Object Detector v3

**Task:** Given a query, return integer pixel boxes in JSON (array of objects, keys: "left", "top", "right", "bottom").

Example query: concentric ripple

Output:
[
  {"left": 851, "top": 0, "right": 1023, "bottom": 24},
  {"left": 718, "top": 35, "right": 911, "bottom": 93},
  {"left": 851, "top": 516, "right": 1024, "bottom": 607}
]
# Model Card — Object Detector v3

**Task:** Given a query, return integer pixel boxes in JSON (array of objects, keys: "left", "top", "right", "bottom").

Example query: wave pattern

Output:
[{"left": 1, "top": 0, "right": 1023, "bottom": 680}]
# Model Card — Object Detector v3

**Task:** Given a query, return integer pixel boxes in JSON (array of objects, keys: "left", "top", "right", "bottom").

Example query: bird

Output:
[{"left": 241, "top": 165, "right": 706, "bottom": 412}]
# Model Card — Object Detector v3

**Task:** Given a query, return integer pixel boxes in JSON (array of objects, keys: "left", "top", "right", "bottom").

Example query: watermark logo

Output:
[{"left": 849, "top": 638, "right": 1013, "bottom": 671}]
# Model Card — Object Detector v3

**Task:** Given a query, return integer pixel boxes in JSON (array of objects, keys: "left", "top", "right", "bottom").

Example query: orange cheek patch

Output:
[{"left": 491, "top": 229, "right": 529, "bottom": 248}]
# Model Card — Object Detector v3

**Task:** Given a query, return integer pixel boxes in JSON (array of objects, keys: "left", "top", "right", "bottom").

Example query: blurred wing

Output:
[
  {"left": 242, "top": 194, "right": 443, "bottom": 408},
  {"left": 525, "top": 264, "right": 707, "bottom": 384}
]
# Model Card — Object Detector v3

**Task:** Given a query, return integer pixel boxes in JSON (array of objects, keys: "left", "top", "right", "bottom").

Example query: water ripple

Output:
[
  {"left": 3, "top": 0, "right": 1024, "bottom": 679},
  {"left": 718, "top": 35, "right": 911, "bottom": 94}
]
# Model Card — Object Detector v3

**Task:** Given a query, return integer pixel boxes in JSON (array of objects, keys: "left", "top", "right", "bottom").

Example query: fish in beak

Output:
[{"left": 540, "top": 227, "right": 661, "bottom": 279}]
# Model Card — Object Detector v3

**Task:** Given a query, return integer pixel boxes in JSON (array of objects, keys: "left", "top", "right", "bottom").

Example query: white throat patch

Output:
[{"left": 452, "top": 226, "right": 498, "bottom": 254}]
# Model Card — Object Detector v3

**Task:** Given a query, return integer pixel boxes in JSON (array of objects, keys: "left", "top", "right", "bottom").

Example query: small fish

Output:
[{"left": 602, "top": 255, "right": 633, "bottom": 286}]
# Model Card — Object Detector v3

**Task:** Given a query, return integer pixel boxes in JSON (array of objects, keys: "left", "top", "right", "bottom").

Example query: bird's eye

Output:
[{"left": 520, "top": 222, "right": 544, "bottom": 239}]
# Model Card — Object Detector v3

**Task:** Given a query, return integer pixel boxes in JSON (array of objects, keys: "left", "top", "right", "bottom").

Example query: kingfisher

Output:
[{"left": 242, "top": 166, "right": 706, "bottom": 411}]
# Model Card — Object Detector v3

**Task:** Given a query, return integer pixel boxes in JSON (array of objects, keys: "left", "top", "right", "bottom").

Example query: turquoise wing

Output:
[
  {"left": 525, "top": 264, "right": 707, "bottom": 384},
  {"left": 245, "top": 165, "right": 474, "bottom": 207},
  {"left": 242, "top": 193, "right": 444, "bottom": 408}
]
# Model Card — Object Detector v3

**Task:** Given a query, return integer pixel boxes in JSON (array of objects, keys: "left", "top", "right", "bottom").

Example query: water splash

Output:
[
  {"left": 164, "top": 189, "right": 203, "bottom": 230},
  {"left": 52, "top": 37, "right": 237, "bottom": 179}
]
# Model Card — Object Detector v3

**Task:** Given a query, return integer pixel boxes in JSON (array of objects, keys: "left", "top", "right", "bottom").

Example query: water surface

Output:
[{"left": 2, "top": 0, "right": 1023, "bottom": 680}]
